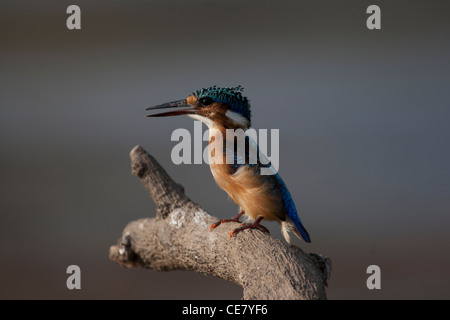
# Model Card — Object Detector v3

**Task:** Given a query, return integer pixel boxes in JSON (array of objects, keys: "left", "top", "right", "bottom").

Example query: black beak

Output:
[{"left": 145, "top": 99, "right": 197, "bottom": 117}]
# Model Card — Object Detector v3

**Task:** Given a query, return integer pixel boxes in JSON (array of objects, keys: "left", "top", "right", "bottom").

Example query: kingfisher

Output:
[{"left": 146, "top": 86, "right": 311, "bottom": 243}]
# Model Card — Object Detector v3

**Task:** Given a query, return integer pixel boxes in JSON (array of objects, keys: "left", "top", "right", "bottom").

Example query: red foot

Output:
[
  {"left": 209, "top": 211, "right": 244, "bottom": 231},
  {"left": 229, "top": 216, "right": 270, "bottom": 239}
]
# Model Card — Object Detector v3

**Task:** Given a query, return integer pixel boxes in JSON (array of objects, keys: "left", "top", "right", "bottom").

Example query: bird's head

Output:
[{"left": 146, "top": 86, "right": 251, "bottom": 130}]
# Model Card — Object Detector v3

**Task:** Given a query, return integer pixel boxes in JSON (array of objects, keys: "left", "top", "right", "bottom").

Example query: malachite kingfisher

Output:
[{"left": 146, "top": 86, "right": 311, "bottom": 243}]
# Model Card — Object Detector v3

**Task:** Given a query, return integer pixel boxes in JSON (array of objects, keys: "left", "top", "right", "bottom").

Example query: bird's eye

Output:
[{"left": 199, "top": 97, "right": 214, "bottom": 106}]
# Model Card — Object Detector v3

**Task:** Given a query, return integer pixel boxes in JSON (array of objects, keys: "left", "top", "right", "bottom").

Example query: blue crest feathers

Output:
[{"left": 192, "top": 86, "right": 251, "bottom": 123}]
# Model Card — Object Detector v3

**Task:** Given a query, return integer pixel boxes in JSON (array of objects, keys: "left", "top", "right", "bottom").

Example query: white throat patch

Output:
[{"left": 188, "top": 114, "right": 217, "bottom": 129}]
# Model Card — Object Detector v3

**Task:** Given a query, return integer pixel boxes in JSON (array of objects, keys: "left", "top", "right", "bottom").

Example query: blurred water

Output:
[{"left": 1, "top": 0, "right": 450, "bottom": 299}]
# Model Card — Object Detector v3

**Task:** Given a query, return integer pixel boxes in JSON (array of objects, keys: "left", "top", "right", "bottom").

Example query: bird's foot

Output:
[
  {"left": 209, "top": 211, "right": 244, "bottom": 231},
  {"left": 229, "top": 216, "right": 270, "bottom": 239}
]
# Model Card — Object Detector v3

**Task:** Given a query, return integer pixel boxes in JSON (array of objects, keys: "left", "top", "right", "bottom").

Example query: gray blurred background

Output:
[{"left": 1, "top": 0, "right": 449, "bottom": 299}]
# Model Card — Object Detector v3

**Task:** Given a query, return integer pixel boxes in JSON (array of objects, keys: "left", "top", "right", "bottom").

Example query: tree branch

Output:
[{"left": 109, "top": 145, "right": 331, "bottom": 300}]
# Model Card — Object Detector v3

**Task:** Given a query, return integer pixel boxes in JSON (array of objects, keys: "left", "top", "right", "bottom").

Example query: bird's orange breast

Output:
[{"left": 209, "top": 162, "right": 285, "bottom": 222}]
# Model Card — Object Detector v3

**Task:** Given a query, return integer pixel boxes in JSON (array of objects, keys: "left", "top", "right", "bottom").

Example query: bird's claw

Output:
[
  {"left": 209, "top": 221, "right": 222, "bottom": 231},
  {"left": 229, "top": 218, "right": 270, "bottom": 238},
  {"left": 209, "top": 211, "right": 245, "bottom": 231}
]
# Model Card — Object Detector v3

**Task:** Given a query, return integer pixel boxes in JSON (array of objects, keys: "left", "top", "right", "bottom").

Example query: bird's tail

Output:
[{"left": 281, "top": 216, "right": 311, "bottom": 244}]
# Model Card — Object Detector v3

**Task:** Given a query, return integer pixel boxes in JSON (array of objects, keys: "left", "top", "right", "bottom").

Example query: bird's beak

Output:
[{"left": 145, "top": 99, "right": 197, "bottom": 117}]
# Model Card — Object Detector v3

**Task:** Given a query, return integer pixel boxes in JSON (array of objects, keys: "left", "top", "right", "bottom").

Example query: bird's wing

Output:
[
  {"left": 224, "top": 133, "right": 311, "bottom": 243},
  {"left": 272, "top": 173, "right": 311, "bottom": 243}
]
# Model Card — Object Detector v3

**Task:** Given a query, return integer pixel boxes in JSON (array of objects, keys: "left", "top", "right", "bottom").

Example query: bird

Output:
[{"left": 146, "top": 86, "right": 311, "bottom": 243}]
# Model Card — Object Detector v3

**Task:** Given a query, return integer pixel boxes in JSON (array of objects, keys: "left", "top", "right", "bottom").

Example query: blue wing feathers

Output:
[{"left": 274, "top": 174, "right": 311, "bottom": 243}]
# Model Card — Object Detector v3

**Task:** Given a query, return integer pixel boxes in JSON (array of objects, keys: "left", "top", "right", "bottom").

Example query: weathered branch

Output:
[{"left": 109, "top": 145, "right": 331, "bottom": 300}]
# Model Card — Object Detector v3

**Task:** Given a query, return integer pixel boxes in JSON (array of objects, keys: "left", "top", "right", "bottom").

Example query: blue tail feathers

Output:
[
  {"left": 274, "top": 173, "right": 311, "bottom": 243},
  {"left": 290, "top": 214, "right": 311, "bottom": 243}
]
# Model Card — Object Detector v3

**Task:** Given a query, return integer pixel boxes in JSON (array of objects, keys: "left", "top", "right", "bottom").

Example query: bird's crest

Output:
[{"left": 192, "top": 86, "right": 251, "bottom": 123}]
